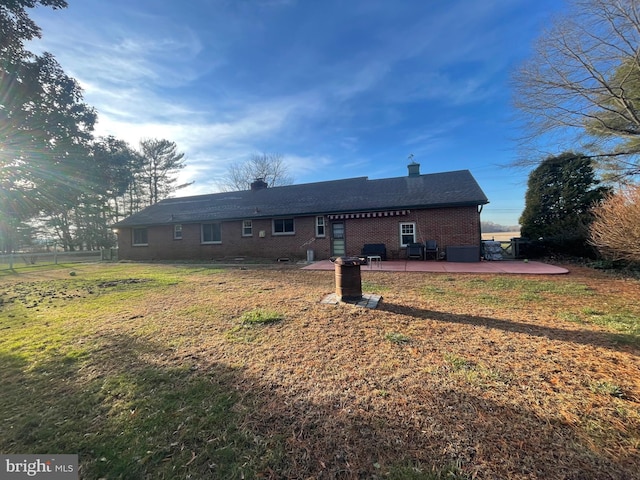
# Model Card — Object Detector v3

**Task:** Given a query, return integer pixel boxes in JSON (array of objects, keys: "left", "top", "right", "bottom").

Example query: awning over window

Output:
[{"left": 327, "top": 210, "right": 409, "bottom": 220}]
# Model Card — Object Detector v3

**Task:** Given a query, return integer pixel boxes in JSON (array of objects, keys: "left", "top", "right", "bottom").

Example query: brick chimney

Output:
[
  {"left": 407, "top": 161, "right": 420, "bottom": 177},
  {"left": 250, "top": 178, "right": 268, "bottom": 190}
]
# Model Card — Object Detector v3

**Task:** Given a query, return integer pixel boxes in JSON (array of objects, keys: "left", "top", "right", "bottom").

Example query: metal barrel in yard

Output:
[{"left": 334, "top": 256, "right": 364, "bottom": 302}]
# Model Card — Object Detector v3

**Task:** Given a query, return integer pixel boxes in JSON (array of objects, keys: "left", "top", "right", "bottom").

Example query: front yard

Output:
[{"left": 0, "top": 263, "right": 638, "bottom": 479}]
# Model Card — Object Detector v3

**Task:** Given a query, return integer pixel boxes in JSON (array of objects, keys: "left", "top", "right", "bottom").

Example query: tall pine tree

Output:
[
  {"left": 138, "top": 139, "right": 190, "bottom": 206},
  {"left": 520, "top": 152, "right": 609, "bottom": 254}
]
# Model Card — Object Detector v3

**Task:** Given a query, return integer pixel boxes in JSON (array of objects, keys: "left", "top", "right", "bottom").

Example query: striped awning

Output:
[{"left": 327, "top": 210, "right": 409, "bottom": 220}]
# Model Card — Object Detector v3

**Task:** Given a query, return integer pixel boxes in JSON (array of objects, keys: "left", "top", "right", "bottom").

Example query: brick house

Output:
[{"left": 112, "top": 163, "right": 489, "bottom": 262}]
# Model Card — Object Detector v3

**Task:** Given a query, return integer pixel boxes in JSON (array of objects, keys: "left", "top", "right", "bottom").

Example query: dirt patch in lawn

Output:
[{"left": 1, "top": 263, "right": 639, "bottom": 479}]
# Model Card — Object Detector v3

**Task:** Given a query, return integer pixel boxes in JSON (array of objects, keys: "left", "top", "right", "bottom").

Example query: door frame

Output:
[{"left": 331, "top": 221, "right": 346, "bottom": 257}]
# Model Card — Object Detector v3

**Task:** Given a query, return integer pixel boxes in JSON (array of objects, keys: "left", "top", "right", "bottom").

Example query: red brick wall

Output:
[
  {"left": 338, "top": 206, "right": 481, "bottom": 259},
  {"left": 116, "top": 206, "right": 481, "bottom": 261},
  {"left": 117, "top": 217, "right": 331, "bottom": 261}
]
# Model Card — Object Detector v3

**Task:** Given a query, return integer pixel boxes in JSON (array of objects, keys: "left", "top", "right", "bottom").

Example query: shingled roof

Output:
[{"left": 113, "top": 169, "right": 489, "bottom": 228}]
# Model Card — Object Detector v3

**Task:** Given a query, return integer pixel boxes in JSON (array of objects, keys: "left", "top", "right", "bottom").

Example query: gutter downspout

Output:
[{"left": 478, "top": 204, "right": 484, "bottom": 261}]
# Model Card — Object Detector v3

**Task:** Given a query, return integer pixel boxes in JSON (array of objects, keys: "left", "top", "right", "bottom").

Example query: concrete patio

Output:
[{"left": 302, "top": 259, "right": 569, "bottom": 275}]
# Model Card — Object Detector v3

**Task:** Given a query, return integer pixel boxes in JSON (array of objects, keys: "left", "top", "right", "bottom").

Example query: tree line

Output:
[{"left": 0, "top": 1, "right": 188, "bottom": 253}]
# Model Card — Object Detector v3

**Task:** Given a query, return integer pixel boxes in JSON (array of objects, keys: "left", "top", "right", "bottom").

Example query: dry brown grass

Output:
[
  {"left": 1, "top": 263, "right": 639, "bottom": 479},
  {"left": 482, "top": 231, "right": 521, "bottom": 241}
]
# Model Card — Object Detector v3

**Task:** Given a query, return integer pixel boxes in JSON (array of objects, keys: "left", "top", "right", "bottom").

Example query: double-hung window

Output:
[
  {"left": 242, "top": 220, "right": 253, "bottom": 237},
  {"left": 133, "top": 227, "right": 148, "bottom": 246},
  {"left": 201, "top": 223, "right": 221, "bottom": 244},
  {"left": 399, "top": 222, "right": 416, "bottom": 247},
  {"left": 315, "top": 216, "right": 325, "bottom": 237},
  {"left": 273, "top": 218, "right": 295, "bottom": 235},
  {"left": 174, "top": 224, "right": 183, "bottom": 240}
]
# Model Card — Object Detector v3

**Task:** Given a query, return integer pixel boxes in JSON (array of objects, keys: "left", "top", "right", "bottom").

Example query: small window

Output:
[
  {"left": 315, "top": 216, "right": 325, "bottom": 237},
  {"left": 174, "top": 224, "right": 183, "bottom": 240},
  {"left": 133, "top": 227, "right": 148, "bottom": 246},
  {"left": 273, "top": 218, "right": 295, "bottom": 235},
  {"left": 242, "top": 220, "right": 253, "bottom": 237},
  {"left": 201, "top": 223, "right": 221, "bottom": 244},
  {"left": 399, "top": 222, "right": 416, "bottom": 247}
]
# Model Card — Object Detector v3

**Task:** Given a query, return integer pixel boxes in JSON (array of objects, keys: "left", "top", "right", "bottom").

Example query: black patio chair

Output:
[
  {"left": 424, "top": 239, "right": 439, "bottom": 260},
  {"left": 406, "top": 243, "right": 424, "bottom": 260}
]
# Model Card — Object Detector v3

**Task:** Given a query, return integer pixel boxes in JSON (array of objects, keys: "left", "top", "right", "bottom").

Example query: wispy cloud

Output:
[{"left": 32, "top": 5, "right": 213, "bottom": 87}]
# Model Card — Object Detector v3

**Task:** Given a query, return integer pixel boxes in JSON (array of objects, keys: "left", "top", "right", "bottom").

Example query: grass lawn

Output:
[{"left": 0, "top": 262, "right": 639, "bottom": 479}]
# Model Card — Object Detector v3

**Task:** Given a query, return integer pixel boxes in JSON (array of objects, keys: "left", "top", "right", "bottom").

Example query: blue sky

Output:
[{"left": 30, "top": 0, "right": 565, "bottom": 227}]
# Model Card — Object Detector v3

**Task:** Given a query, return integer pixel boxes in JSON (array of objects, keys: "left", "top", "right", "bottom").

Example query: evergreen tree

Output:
[
  {"left": 1, "top": 1, "right": 99, "bottom": 250},
  {"left": 91, "top": 136, "right": 142, "bottom": 221},
  {"left": 1, "top": 3, "right": 191, "bottom": 250},
  {"left": 138, "top": 138, "right": 190, "bottom": 205},
  {"left": 520, "top": 152, "right": 609, "bottom": 254}
]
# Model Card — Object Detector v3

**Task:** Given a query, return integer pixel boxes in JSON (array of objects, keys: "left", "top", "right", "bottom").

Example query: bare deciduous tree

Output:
[
  {"left": 589, "top": 184, "right": 640, "bottom": 262},
  {"left": 219, "top": 153, "right": 294, "bottom": 191},
  {"left": 513, "top": 0, "right": 640, "bottom": 180}
]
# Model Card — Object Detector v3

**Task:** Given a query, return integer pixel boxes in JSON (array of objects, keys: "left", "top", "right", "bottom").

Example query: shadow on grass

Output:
[
  {"left": 0, "top": 334, "right": 262, "bottom": 479},
  {"left": 378, "top": 302, "right": 640, "bottom": 352},
  {"left": 1, "top": 332, "right": 638, "bottom": 479}
]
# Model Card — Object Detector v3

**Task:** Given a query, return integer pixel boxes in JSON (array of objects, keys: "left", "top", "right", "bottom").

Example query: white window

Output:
[
  {"left": 242, "top": 220, "right": 253, "bottom": 237},
  {"left": 201, "top": 223, "right": 222, "bottom": 244},
  {"left": 174, "top": 224, "right": 182, "bottom": 240},
  {"left": 133, "top": 228, "right": 148, "bottom": 246},
  {"left": 399, "top": 222, "right": 416, "bottom": 247},
  {"left": 273, "top": 218, "right": 295, "bottom": 235},
  {"left": 315, "top": 216, "right": 325, "bottom": 237}
]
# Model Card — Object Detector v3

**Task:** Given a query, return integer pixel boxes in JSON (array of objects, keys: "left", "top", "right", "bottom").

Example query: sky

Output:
[{"left": 29, "top": 0, "right": 566, "bottom": 227}]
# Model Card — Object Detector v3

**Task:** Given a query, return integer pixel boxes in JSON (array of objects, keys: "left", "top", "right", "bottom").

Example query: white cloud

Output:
[{"left": 89, "top": 88, "right": 329, "bottom": 196}]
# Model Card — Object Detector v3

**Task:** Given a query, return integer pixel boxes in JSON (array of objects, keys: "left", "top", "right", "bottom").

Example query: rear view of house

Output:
[{"left": 112, "top": 163, "right": 489, "bottom": 262}]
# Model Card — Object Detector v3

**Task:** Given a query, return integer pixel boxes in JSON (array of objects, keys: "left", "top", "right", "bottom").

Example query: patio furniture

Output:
[
  {"left": 424, "top": 239, "right": 439, "bottom": 260},
  {"left": 406, "top": 243, "right": 424, "bottom": 260},
  {"left": 361, "top": 243, "right": 387, "bottom": 261},
  {"left": 446, "top": 245, "right": 480, "bottom": 262},
  {"left": 366, "top": 255, "right": 382, "bottom": 269}
]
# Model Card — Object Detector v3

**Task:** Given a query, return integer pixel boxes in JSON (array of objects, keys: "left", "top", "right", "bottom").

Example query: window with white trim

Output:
[
  {"left": 201, "top": 223, "right": 222, "bottom": 244},
  {"left": 242, "top": 220, "right": 253, "bottom": 237},
  {"left": 399, "top": 222, "right": 416, "bottom": 247},
  {"left": 133, "top": 228, "right": 148, "bottom": 246},
  {"left": 315, "top": 216, "right": 325, "bottom": 237},
  {"left": 174, "top": 224, "right": 182, "bottom": 240},
  {"left": 273, "top": 218, "right": 295, "bottom": 235}
]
